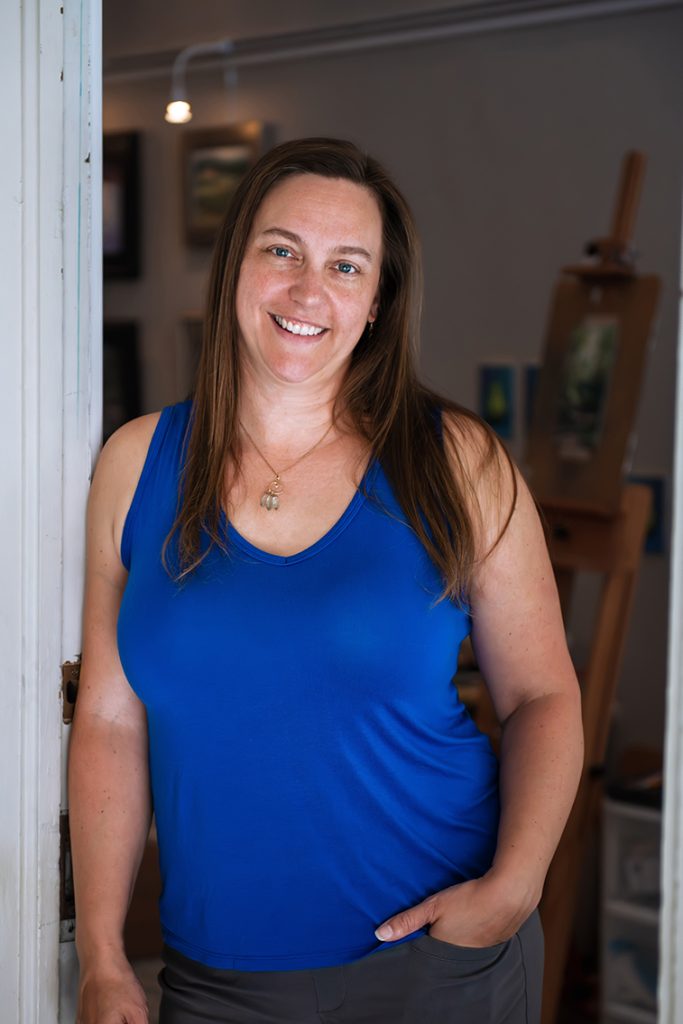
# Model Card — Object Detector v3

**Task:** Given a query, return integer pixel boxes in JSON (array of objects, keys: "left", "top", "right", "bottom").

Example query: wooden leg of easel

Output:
[
  {"left": 540, "top": 774, "right": 602, "bottom": 1024},
  {"left": 537, "top": 487, "right": 651, "bottom": 1023},
  {"left": 540, "top": 808, "right": 585, "bottom": 1024}
]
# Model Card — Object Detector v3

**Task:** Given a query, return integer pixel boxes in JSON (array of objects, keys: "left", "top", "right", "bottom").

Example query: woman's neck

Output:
[{"left": 237, "top": 370, "right": 347, "bottom": 449}]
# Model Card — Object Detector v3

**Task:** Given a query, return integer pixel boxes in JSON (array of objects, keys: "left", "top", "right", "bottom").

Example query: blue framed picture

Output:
[
  {"left": 628, "top": 475, "right": 666, "bottom": 554},
  {"left": 524, "top": 363, "right": 540, "bottom": 433},
  {"left": 478, "top": 365, "right": 515, "bottom": 440}
]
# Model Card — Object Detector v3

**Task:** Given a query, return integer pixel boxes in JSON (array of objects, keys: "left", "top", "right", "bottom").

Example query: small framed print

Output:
[
  {"left": 554, "top": 315, "right": 619, "bottom": 463},
  {"left": 177, "top": 314, "right": 203, "bottom": 399},
  {"left": 523, "top": 363, "right": 540, "bottom": 434},
  {"left": 103, "top": 132, "right": 141, "bottom": 279},
  {"left": 628, "top": 475, "right": 666, "bottom": 554},
  {"left": 103, "top": 321, "right": 142, "bottom": 441},
  {"left": 478, "top": 364, "right": 515, "bottom": 441},
  {"left": 181, "top": 121, "right": 265, "bottom": 246}
]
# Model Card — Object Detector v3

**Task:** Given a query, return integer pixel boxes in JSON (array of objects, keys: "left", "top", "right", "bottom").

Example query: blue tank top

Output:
[{"left": 117, "top": 400, "right": 499, "bottom": 971}]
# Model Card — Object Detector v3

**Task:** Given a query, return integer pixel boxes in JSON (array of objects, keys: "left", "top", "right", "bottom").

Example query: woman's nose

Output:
[{"left": 288, "top": 263, "right": 325, "bottom": 306}]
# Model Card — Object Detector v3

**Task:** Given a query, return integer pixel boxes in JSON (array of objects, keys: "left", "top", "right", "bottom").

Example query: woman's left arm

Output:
[{"left": 375, "top": 446, "right": 584, "bottom": 946}]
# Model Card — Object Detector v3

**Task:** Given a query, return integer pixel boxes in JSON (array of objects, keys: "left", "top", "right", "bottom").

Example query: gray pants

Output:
[{"left": 158, "top": 909, "right": 544, "bottom": 1023}]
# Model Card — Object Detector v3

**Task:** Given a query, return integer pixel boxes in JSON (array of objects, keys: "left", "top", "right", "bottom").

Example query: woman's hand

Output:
[
  {"left": 375, "top": 870, "right": 536, "bottom": 948},
  {"left": 76, "top": 955, "right": 149, "bottom": 1024}
]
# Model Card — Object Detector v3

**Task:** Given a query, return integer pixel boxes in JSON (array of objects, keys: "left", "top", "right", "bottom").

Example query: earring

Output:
[{"left": 367, "top": 319, "right": 375, "bottom": 337}]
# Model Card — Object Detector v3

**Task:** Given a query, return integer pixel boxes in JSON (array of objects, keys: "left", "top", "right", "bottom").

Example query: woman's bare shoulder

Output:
[
  {"left": 440, "top": 406, "right": 520, "bottom": 553},
  {"left": 94, "top": 411, "right": 162, "bottom": 488},
  {"left": 439, "top": 407, "right": 515, "bottom": 494},
  {"left": 89, "top": 412, "right": 163, "bottom": 569}
]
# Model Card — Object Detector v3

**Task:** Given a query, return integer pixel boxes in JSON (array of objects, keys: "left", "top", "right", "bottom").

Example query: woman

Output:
[{"left": 69, "top": 137, "right": 583, "bottom": 1024}]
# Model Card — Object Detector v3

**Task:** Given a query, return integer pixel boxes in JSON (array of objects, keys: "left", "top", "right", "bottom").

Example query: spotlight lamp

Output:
[
  {"left": 164, "top": 40, "right": 235, "bottom": 125},
  {"left": 165, "top": 99, "right": 192, "bottom": 125}
]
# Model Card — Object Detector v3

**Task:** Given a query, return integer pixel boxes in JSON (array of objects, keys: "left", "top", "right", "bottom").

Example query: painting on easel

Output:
[
  {"left": 525, "top": 152, "right": 661, "bottom": 516},
  {"left": 555, "top": 315, "right": 618, "bottom": 462}
]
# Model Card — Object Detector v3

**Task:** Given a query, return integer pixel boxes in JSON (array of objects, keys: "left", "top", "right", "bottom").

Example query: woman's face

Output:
[{"left": 235, "top": 173, "right": 383, "bottom": 390}]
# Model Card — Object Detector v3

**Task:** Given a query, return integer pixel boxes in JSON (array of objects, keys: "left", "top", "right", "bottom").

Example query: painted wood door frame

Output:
[
  {"left": 660, "top": 216, "right": 683, "bottom": 1021},
  {"left": 0, "top": 0, "right": 101, "bottom": 1019}
]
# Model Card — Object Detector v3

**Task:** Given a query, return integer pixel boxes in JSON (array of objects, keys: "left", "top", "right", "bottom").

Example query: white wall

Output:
[{"left": 103, "top": 2, "right": 683, "bottom": 764}]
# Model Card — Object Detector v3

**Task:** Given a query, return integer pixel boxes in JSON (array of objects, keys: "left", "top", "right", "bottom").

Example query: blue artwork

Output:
[
  {"left": 628, "top": 475, "right": 666, "bottom": 554},
  {"left": 524, "top": 363, "right": 540, "bottom": 433},
  {"left": 478, "top": 365, "right": 515, "bottom": 440}
]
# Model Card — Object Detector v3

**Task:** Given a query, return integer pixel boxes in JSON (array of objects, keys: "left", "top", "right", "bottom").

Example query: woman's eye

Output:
[
  {"left": 270, "top": 245, "right": 293, "bottom": 258},
  {"left": 336, "top": 262, "right": 357, "bottom": 275}
]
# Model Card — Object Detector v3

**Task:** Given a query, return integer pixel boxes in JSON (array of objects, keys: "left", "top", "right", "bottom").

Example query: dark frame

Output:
[
  {"left": 103, "top": 131, "right": 141, "bottom": 279},
  {"left": 181, "top": 121, "right": 265, "bottom": 246},
  {"left": 103, "top": 321, "right": 142, "bottom": 441}
]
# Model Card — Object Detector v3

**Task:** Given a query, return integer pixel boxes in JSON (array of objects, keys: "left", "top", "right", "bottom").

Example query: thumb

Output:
[{"left": 375, "top": 895, "right": 439, "bottom": 942}]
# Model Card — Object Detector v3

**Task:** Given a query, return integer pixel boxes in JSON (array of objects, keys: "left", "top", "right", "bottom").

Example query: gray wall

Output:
[{"left": 103, "top": 2, "right": 683, "bottom": 766}]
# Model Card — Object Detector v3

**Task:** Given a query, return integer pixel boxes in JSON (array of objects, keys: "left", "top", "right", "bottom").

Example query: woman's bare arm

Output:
[
  {"left": 375, "top": 417, "right": 583, "bottom": 945},
  {"left": 68, "top": 413, "right": 159, "bottom": 1023},
  {"left": 465, "top": 445, "right": 584, "bottom": 929}
]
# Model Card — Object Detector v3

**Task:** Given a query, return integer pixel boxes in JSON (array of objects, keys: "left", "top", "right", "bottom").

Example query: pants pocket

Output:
[
  {"left": 410, "top": 932, "right": 510, "bottom": 970},
  {"left": 404, "top": 912, "right": 542, "bottom": 1024}
]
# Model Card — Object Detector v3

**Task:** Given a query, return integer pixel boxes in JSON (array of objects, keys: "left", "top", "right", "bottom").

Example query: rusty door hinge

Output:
[{"left": 61, "top": 657, "right": 81, "bottom": 724}]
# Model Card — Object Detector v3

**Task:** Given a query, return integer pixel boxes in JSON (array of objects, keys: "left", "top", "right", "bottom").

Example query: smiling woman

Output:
[{"left": 68, "top": 137, "right": 583, "bottom": 1024}]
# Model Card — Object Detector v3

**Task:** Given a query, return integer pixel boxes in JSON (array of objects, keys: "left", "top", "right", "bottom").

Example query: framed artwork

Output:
[
  {"left": 103, "top": 132, "right": 141, "bottom": 279},
  {"left": 181, "top": 121, "right": 265, "bottom": 246},
  {"left": 628, "top": 475, "right": 666, "bottom": 554},
  {"left": 478, "top": 364, "right": 515, "bottom": 441},
  {"left": 523, "top": 363, "right": 540, "bottom": 434},
  {"left": 177, "top": 314, "right": 203, "bottom": 399},
  {"left": 103, "top": 321, "right": 142, "bottom": 441},
  {"left": 554, "top": 315, "right": 619, "bottom": 463},
  {"left": 525, "top": 275, "right": 660, "bottom": 514}
]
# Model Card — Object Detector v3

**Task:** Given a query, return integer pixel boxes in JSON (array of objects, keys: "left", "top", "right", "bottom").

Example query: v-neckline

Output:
[{"left": 221, "top": 458, "right": 379, "bottom": 566}]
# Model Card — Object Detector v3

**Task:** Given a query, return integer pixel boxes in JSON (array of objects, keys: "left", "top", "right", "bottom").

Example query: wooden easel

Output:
[
  {"left": 525, "top": 152, "right": 661, "bottom": 1022},
  {"left": 525, "top": 152, "right": 660, "bottom": 516},
  {"left": 538, "top": 487, "right": 651, "bottom": 1023}
]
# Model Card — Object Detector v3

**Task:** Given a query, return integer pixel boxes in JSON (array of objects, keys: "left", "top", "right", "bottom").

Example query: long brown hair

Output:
[{"left": 163, "top": 137, "right": 515, "bottom": 604}]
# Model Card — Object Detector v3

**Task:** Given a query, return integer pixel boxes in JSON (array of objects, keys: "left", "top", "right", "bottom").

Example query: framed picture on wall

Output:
[
  {"left": 628, "top": 474, "right": 666, "bottom": 554},
  {"left": 103, "top": 132, "right": 141, "bottom": 279},
  {"left": 181, "top": 121, "right": 266, "bottom": 246},
  {"left": 103, "top": 321, "right": 142, "bottom": 441},
  {"left": 177, "top": 313, "right": 203, "bottom": 399},
  {"left": 478, "top": 363, "right": 516, "bottom": 441}
]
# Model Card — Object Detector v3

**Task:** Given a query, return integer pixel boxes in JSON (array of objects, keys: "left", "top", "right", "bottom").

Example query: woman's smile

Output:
[{"left": 269, "top": 313, "right": 329, "bottom": 338}]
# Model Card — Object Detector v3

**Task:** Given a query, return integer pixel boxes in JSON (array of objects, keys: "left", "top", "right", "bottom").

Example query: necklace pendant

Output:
[{"left": 260, "top": 475, "right": 282, "bottom": 511}]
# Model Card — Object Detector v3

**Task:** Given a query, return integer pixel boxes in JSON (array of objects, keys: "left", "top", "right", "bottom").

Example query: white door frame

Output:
[
  {"left": 0, "top": 0, "right": 101, "bottom": 1019},
  {"left": 659, "top": 208, "right": 683, "bottom": 1020}
]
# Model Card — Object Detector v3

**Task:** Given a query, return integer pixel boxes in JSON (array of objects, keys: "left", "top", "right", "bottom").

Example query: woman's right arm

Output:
[{"left": 68, "top": 414, "right": 160, "bottom": 1024}]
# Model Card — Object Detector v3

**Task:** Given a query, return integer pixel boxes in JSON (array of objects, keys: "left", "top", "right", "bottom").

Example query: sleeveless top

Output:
[{"left": 117, "top": 400, "right": 500, "bottom": 971}]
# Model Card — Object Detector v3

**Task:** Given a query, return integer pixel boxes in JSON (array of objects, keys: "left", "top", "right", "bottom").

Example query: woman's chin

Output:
[{"left": 262, "top": 353, "right": 347, "bottom": 389}]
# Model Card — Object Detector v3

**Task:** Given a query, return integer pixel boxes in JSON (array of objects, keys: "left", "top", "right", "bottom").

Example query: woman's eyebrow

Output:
[{"left": 260, "top": 227, "right": 374, "bottom": 263}]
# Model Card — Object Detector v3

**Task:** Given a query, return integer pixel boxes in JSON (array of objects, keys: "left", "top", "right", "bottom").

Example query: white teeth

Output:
[{"left": 274, "top": 315, "right": 324, "bottom": 337}]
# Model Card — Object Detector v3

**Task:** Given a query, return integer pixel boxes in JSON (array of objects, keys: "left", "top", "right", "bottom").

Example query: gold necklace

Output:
[{"left": 240, "top": 420, "right": 335, "bottom": 510}]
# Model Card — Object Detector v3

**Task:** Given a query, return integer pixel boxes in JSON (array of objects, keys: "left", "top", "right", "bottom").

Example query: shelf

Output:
[
  {"left": 602, "top": 798, "right": 661, "bottom": 1024},
  {"left": 604, "top": 900, "right": 660, "bottom": 927},
  {"left": 603, "top": 798, "right": 662, "bottom": 825},
  {"left": 604, "top": 999, "right": 657, "bottom": 1023}
]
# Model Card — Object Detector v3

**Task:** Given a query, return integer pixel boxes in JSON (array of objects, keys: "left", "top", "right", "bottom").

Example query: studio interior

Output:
[{"left": 98, "top": 2, "right": 683, "bottom": 1021}]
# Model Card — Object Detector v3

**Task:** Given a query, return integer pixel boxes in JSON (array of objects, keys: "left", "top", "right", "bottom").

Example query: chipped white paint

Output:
[{"left": 0, "top": 0, "right": 101, "bottom": 1018}]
